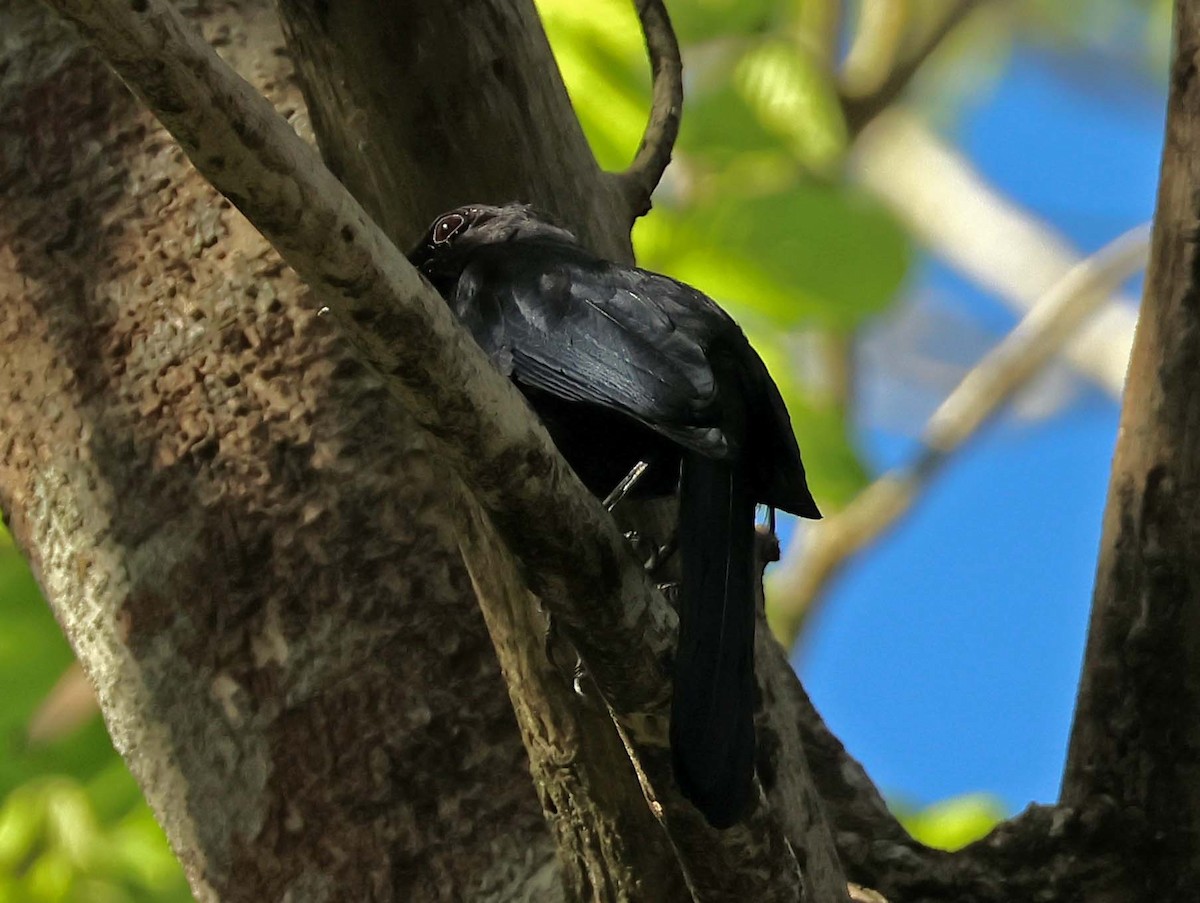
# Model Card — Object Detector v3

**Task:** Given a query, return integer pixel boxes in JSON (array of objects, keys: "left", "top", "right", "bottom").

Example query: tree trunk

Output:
[{"left": 1062, "top": 2, "right": 1200, "bottom": 898}]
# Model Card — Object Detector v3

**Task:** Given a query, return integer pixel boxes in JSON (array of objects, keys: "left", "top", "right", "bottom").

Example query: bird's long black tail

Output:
[{"left": 670, "top": 453, "right": 757, "bottom": 828}]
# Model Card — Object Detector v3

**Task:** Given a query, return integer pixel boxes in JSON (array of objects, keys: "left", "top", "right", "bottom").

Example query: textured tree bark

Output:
[
  {"left": 262, "top": 0, "right": 738, "bottom": 894},
  {"left": 1062, "top": 1, "right": 1200, "bottom": 897},
  {"left": 273, "top": 0, "right": 635, "bottom": 262},
  {"left": 0, "top": 1, "right": 558, "bottom": 899}
]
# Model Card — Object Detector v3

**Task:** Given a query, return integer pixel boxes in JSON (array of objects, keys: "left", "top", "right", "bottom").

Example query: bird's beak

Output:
[{"left": 406, "top": 241, "right": 434, "bottom": 274}]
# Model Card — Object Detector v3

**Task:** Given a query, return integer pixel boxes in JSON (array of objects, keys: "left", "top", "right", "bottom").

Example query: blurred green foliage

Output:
[
  {"left": 0, "top": 531, "right": 191, "bottom": 902},
  {"left": 0, "top": 0, "right": 1170, "bottom": 899},
  {"left": 893, "top": 793, "right": 1007, "bottom": 851}
]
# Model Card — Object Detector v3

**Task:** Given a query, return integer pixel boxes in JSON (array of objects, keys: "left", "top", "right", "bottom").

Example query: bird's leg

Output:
[
  {"left": 623, "top": 530, "right": 661, "bottom": 569},
  {"left": 656, "top": 578, "right": 681, "bottom": 606},
  {"left": 602, "top": 460, "right": 650, "bottom": 511},
  {"left": 547, "top": 461, "right": 657, "bottom": 701},
  {"left": 603, "top": 459, "right": 675, "bottom": 572},
  {"left": 541, "top": 605, "right": 596, "bottom": 701},
  {"left": 550, "top": 459, "right": 676, "bottom": 699},
  {"left": 649, "top": 531, "right": 678, "bottom": 575}
]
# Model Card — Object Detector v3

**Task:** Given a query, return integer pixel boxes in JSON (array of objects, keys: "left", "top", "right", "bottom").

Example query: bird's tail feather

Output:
[{"left": 670, "top": 453, "right": 757, "bottom": 828}]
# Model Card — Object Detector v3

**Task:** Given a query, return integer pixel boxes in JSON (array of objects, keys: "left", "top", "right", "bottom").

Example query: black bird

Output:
[{"left": 409, "top": 203, "right": 820, "bottom": 828}]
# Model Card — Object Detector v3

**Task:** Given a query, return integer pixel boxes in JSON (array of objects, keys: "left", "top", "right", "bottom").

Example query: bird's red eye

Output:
[{"left": 432, "top": 213, "right": 468, "bottom": 245}]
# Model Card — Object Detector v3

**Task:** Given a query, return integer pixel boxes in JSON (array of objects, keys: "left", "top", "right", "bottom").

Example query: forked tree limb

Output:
[
  {"left": 840, "top": 0, "right": 994, "bottom": 133},
  {"left": 853, "top": 110, "right": 1137, "bottom": 397}
]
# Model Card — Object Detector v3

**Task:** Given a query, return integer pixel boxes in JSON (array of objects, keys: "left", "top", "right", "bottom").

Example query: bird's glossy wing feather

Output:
[{"left": 455, "top": 248, "right": 730, "bottom": 457}]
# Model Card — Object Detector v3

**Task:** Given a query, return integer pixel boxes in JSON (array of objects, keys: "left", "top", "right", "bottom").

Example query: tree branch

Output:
[
  {"left": 853, "top": 110, "right": 1137, "bottom": 398},
  {"left": 840, "top": 0, "right": 993, "bottom": 134},
  {"left": 839, "top": 0, "right": 909, "bottom": 100},
  {"left": 771, "top": 224, "right": 1150, "bottom": 643},
  {"left": 4, "top": 3, "right": 562, "bottom": 897},
  {"left": 273, "top": 0, "right": 635, "bottom": 262},
  {"left": 615, "top": 0, "right": 683, "bottom": 221}
]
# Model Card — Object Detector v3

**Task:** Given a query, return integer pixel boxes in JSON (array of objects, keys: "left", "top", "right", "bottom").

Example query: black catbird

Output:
[{"left": 409, "top": 203, "right": 820, "bottom": 827}]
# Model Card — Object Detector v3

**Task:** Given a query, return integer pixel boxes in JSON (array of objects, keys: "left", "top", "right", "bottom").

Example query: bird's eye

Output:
[{"left": 432, "top": 213, "right": 468, "bottom": 245}]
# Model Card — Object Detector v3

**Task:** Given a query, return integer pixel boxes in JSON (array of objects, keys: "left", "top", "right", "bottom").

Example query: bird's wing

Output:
[{"left": 454, "top": 248, "right": 730, "bottom": 457}]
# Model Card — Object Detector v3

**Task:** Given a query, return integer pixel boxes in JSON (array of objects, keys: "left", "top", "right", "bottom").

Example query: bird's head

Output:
[{"left": 407, "top": 203, "right": 577, "bottom": 290}]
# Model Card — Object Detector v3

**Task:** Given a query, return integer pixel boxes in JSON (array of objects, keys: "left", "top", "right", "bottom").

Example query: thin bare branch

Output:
[
  {"left": 840, "top": 0, "right": 991, "bottom": 133},
  {"left": 617, "top": 0, "right": 684, "bottom": 220},
  {"left": 854, "top": 110, "right": 1137, "bottom": 397},
  {"left": 25, "top": 661, "right": 95, "bottom": 746},
  {"left": 770, "top": 225, "right": 1151, "bottom": 643},
  {"left": 840, "top": 0, "right": 910, "bottom": 99}
]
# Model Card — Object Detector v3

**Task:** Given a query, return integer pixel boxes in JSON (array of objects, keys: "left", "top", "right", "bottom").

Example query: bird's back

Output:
[{"left": 451, "top": 238, "right": 818, "bottom": 517}]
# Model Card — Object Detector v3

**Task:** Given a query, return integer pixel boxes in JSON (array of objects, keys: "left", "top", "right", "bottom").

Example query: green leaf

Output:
[
  {"left": 0, "top": 782, "right": 46, "bottom": 872},
  {"left": 43, "top": 781, "right": 99, "bottom": 868},
  {"left": 679, "top": 81, "right": 795, "bottom": 166},
  {"left": 892, "top": 793, "right": 1007, "bottom": 851},
  {"left": 750, "top": 335, "right": 870, "bottom": 510},
  {"left": 666, "top": 0, "right": 785, "bottom": 43},
  {"left": 635, "top": 187, "right": 910, "bottom": 330},
  {"left": 733, "top": 39, "right": 848, "bottom": 173},
  {"left": 537, "top": 0, "right": 648, "bottom": 171}
]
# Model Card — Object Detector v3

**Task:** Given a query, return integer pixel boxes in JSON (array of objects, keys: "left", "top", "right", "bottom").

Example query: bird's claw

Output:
[
  {"left": 572, "top": 658, "right": 590, "bottom": 699},
  {"left": 628, "top": 528, "right": 667, "bottom": 571},
  {"left": 657, "top": 581, "right": 681, "bottom": 604},
  {"left": 624, "top": 530, "right": 677, "bottom": 578},
  {"left": 544, "top": 610, "right": 595, "bottom": 702}
]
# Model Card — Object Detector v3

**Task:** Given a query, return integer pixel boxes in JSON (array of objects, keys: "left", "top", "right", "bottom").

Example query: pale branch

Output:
[
  {"left": 854, "top": 110, "right": 1137, "bottom": 398},
  {"left": 3, "top": 2, "right": 574, "bottom": 897},
  {"left": 39, "top": 0, "right": 810, "bottom": 894},
  {"left": 770, "top": 224, "right": 1151, "bottom": 643},
  {"left": 25, "top": 661, "right": 94, "bottom": 746},
  {"left": 840, "top": 0, "right": 993, "bottom": 133},
  {"left": 616, "top": 0, "right": 683, "bottom": 220},
  {"left": 839, "top": 0, "right": 909, "bottom": 100}
]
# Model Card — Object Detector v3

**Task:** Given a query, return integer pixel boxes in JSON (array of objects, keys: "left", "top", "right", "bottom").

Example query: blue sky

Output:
[{"left": 794, "top": 45, "right": 1164, "bottom": 810}]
